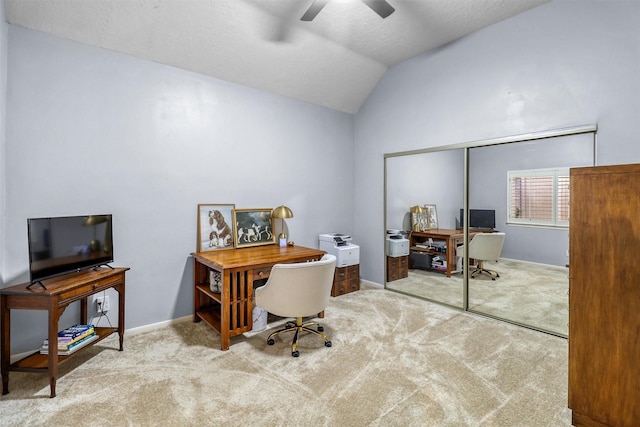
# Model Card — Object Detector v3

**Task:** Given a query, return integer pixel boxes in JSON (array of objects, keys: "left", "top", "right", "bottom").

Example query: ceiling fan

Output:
[{"left": 301, "top": 0, "right": 396, "bottom": 21}]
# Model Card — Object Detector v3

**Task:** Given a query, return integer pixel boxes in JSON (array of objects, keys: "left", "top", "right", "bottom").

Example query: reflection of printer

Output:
[
  {"left": 318, "top": 233, "right": 360, "bottom": 267},
  {"left": 386, "top": 230, "right": 409, "bottom": 257}
]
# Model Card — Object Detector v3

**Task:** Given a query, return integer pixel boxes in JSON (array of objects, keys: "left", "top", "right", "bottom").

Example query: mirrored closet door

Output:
[
  {"left": 466, "top": 133, "right": 594, "bottom": 336},
  {"left": 384, "top": 126, "right": 596, "bottom": 337},
  {"left": 385, "top": 148, "right": 465, "bottom": 309}
]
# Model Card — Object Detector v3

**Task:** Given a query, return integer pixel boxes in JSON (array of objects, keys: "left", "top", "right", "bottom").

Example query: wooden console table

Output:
[
  {"left": 410, "top": 229, "right": 484, "bottom": 277},
  {"left": 1, "top": 267, "right": 128, "bottom": 398},
  {"left": 191, "top": 245, "right": 325, "bottom": 350}
]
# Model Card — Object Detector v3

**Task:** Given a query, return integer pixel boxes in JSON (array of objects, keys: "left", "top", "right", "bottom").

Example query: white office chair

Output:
[
  {"left": 254, "top": 254, "right": 336, "bottom": 357},
  {"left": 456, "top": 232, "right": 506, "bottom": 280}
]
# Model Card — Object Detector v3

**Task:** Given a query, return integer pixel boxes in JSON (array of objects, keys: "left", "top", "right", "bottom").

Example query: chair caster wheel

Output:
[
  {"left": 317, "top": 325, "right": 324, "bottom": 332},
  {"left": 267, "top": 339, "right": 275, "bottom": 346},
  {"left": 292, "top": 351, "right": 299, "bottom": 357},
  {"left": 325, "top": 341, "right": 332, "bottom": 347}
]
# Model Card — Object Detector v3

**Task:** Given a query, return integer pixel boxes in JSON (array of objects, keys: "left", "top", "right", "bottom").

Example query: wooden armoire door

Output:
[{"left": 569, "top": 164, "right": 640, "bottom": 427}]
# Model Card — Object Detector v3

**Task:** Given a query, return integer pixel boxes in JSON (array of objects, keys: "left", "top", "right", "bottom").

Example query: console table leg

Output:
[
  {"left": 116, "top": 283, "right": 125, "bottom": 351},
  {"left": 49, "top": 377, "right": 56, "bottom": 398},
  {"left": 47, "top": 301, "right": 59, "bottom": 398},
  {"left": 2, "top": 375, "right": 8, "bottom": 395},
  {"left": 1, "top": 295, "right": 9, "bottom": 395}
]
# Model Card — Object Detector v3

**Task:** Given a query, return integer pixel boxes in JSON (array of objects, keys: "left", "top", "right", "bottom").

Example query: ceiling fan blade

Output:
[
  {"left": 362, "top": 0, "right": 395, "bottom": 18},
  {"left": 301, "top": 0, "right": 329, "bottom": 21}
]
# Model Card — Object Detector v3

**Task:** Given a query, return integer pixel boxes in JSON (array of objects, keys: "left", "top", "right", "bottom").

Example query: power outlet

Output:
[{"left": 95, "top": 295, "right": 110, "bottom": 313}]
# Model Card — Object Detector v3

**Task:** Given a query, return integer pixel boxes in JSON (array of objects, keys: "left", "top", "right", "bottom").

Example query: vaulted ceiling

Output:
[{"left": 5, "top": 0, "right": 549, "bottom": 113}]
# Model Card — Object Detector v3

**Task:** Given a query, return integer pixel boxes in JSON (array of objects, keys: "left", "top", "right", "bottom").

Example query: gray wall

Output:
[
  {"left": 468, "top": 133, "right": 594, "bottom": 266},
  {"left": 3, "top": 26, "right": 354, "bottom": 353},
  {"left": 386, "top": 149, "right": 464, "bottom": 232},
  {"left": 0, "top": 1, "right": 7, "bottom": 283},
  {"left": 354, "top": 0, "right": 640, "bottom": 285},
  {"left": 3, "top": 0, "right": 640, "bottom": 353}
]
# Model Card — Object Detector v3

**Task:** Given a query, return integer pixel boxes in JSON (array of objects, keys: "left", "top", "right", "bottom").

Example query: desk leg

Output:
[
  {"left": 47, "top": 299, "right": 59, "bottom": 398},
  {"left": 446, "top": 236, "right": 454, "bottom": 278},
  {"left": 1, "top": 296, "right": 9, "bottom": 395},
  {"left": 193, "top": 260, "right": 204, "bottom": 324},
  {"left": 220, "top": 270, "right": 230, "bottom": 351}
]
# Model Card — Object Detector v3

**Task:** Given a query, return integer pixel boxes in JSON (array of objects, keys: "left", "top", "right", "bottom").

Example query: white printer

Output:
[
  {"left": 386, "top": 230, "right": 409, "bottom": 257},
  {"left": 318, "top": 233, "right": 360, "bottom": 267}
]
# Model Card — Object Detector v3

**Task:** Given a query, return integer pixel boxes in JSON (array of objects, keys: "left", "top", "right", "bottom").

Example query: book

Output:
[
  {"left": 45, "top": 328, "right": 95, "bottom": 345},
  {"left": 40, "top": 333, "right": 98, "bottom": 355},
  {"left": 44, "top": 327, "right": 95, "bottom": 349},
  {"left": 42, "top": 331, "right": 97, "bottom": 350}
]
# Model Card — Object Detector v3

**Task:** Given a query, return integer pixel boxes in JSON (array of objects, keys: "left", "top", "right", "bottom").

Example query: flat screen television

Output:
[
  {"left": 28, "top": 214, "right": 113, "bottom": 285},
  {"left": 459, "top": 209, "right": 496, "bottom": 230}
]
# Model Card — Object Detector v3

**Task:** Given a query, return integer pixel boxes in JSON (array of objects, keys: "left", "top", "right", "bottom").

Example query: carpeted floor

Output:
[
  {"left": 385, "top": 259, "right": 568, "bottom": 336},
  {"left": 0, "top": 287, "right": 570, "bottom": 426}
]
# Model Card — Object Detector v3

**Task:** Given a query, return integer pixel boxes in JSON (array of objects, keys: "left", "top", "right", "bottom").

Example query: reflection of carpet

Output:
[{"left": 385, "top": 259, "right": 568, "bottom": 336}]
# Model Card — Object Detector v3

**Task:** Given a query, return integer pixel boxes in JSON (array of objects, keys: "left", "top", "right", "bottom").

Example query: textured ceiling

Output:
[{"left": 5, "top": 0, "right": 549, "bottom": 113}]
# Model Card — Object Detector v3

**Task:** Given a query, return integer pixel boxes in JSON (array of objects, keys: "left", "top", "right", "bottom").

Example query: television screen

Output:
[
  {"left": 459, "top": 209, "right": 496, "bottom": 230},
  {"left": 28, "top": 215, "right": 113, "bottom": 283}
]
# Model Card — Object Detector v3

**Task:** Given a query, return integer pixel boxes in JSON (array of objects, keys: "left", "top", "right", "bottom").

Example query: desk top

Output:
[
  {"left": 191, "top": 244, "right": 325, "bottom": 270},
  {"left": 411, "top": 228, "right": 493, "bottom": 238},
  {"left": 411, "top": 229, "right": 464, "bottom": 238}
]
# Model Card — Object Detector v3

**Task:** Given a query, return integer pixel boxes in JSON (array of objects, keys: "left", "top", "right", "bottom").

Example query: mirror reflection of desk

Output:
[
  {"left": 409, "top": 229, "right": 485, "bottom": 277},
  {"left": 191, "top": 245, "right": 325, "bottom": 350}
]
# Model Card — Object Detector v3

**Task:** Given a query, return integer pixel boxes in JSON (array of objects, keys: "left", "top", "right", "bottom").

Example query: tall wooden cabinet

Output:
[{"left": 568, "top": 164, "right": 640, "bottom": 426}]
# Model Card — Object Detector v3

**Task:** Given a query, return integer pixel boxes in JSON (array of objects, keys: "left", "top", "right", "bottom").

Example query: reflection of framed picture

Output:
[
  {"left": 197, "top": 204, "right": 236, "bottom": 252},
  {"left": 233, "top": 208, "right": 275, "bottom": 248},
  {"left": 424, "top": 204, "right": 438, "bottom": 229},
  {"left": 411, "top": 212, "right": 427, "bottom": 231}
]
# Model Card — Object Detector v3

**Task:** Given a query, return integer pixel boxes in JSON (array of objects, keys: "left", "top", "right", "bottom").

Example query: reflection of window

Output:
[{"left": 508, "top": 168, "right": 569, "bottom": 227}]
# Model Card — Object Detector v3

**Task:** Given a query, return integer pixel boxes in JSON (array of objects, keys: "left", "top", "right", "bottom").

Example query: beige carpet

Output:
[
  {"left": 0, "top": 287, "right": 570, "bottom": 426},
  {"left": 386, "top": 259, "right": 569, "bottom": 336}
]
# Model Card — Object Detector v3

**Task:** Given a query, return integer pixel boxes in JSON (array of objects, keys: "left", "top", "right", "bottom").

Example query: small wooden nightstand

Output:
[
  {"left": 386, "top": 255, "right": 408, "bottom": 282},
  {"left": 331, "top": 264, "right": 360, "bottom": 296}
]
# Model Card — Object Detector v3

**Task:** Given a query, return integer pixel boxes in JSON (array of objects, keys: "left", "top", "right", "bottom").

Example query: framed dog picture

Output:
[
  {"left": 233, "top": 208, "right": 275, "bottom": 248},
  {"left": 197, "top": 204, "right": 236, "bottom": 252}
]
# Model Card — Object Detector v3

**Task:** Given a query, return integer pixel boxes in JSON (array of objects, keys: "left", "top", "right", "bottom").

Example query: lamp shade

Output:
[
  {"left": 272, "top": 205, "right": 293, "bottom": 219},
  {"left": 83, "top": 215, "right": 109, "bottom": 226}
]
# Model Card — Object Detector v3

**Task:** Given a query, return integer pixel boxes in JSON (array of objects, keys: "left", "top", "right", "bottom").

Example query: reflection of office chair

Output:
[
  {"left": 254, "top": 254, "right": 336, "bottom": 357},
  {"left": 457, "top": 233, "right": 505, "bottom": 280}
]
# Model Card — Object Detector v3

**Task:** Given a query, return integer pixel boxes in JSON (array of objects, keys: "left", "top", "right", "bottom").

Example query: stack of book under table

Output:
[{"left": 40, "top": 324, "right": 98, "bottom": 356}]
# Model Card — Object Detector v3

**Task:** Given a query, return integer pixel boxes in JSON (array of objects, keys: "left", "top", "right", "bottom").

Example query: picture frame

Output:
[
  {"left": 411, "top": 212, "right": 428, "bottom": 231},
  {"left": 233, "top": 208, "right": 275, "bottom": 248},
  {"left": 410, "top": 205, "right": 428, "bottom": 231},
  {"left": 424, "top": 204, "right": 438, "bottom": 229},
  {"left": 197, "top": 204, "right": 236, "bottom": 252}
]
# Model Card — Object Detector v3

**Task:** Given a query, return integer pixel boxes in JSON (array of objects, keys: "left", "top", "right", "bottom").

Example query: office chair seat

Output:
[{"left": 254, "top": 254, "right": 336, "bottom": 357}]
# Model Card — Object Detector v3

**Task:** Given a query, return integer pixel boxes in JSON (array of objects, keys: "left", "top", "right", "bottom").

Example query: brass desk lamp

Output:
[{"left": 272, "top": 205, "right": 293, "bottom": 247}]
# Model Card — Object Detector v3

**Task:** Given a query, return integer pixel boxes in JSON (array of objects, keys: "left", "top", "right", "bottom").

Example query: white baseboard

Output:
[
  {"left": 360, "top": 279, "right": 384, "bottom": 289},
  {"left": 123, "top": 315, "right": 192, "bottom": 337},
  {"left": 499, "top": 257, "right": 568, "bottom": 272}
]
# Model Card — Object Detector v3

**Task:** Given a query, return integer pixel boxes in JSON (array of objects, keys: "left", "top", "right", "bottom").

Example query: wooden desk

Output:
[
  {"left": 191, "top": 245, "right": 325, "bottom": 350},
  {"left": 409, "top": 229, "right": 484, "bottom": 277},
  {"left": 1, "top": 267, "right": 128, "bottom": 398}
]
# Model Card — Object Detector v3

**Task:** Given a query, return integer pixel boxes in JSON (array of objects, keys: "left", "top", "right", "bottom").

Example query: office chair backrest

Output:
[
  {"left": 468, "top": 232, "right": 505, "bottom": 262},
  {"left": 255, "top": 254, "right": 337, "bottom": 318}
]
